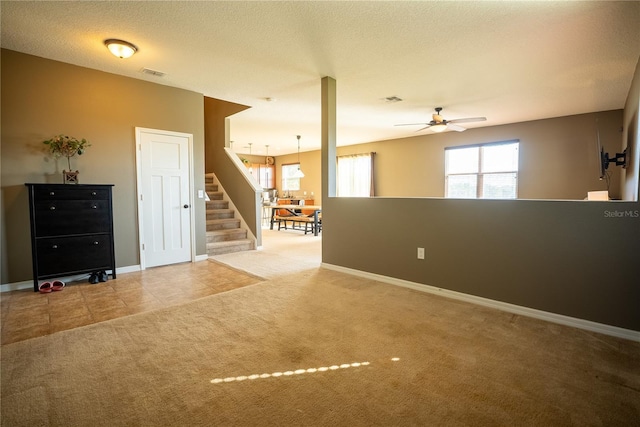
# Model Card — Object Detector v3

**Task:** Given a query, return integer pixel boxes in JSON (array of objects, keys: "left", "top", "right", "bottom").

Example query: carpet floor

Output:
[{"left": 1, "top": 229, "right": 639, "bottom": 426}]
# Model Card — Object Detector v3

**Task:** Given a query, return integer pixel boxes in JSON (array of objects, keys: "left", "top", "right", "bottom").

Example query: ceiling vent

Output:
[
  {"left": 141, "top": 68, "right": 166, "bottom": 77},
  {"left": 383, "top": 96, "right": 403, "bottom": 103}
]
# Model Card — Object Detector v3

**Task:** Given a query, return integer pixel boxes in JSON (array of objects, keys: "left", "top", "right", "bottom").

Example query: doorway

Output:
[{"left": 135, "top": 127, "right": 195, "bottom": 269}]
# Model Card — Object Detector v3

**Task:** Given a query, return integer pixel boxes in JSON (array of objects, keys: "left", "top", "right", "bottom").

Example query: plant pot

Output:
[{"left": 63, "top": 170, "right": 79, "bottom": 184}]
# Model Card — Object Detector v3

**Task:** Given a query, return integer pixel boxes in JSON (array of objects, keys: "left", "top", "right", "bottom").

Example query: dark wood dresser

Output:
[{"left": 25, "top": 183, "right": 116, "bottom": 292}]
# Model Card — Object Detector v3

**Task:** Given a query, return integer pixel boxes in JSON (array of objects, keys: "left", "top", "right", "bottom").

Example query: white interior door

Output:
[{"left": 137, "top": 128, "right": 193, "bottom": 268}]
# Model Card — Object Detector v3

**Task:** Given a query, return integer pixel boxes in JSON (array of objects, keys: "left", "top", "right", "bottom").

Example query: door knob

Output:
[{"left": 183, "top": 204, "right": 189, "bottom": 209}]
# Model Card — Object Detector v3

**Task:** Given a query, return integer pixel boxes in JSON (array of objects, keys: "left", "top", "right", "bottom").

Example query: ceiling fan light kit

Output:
[
  {"left": 395, "top": 107, "right": 486, "bottom": 133},
  {"left": 429, "top": 124, "right": 448, "bottom": 133}
]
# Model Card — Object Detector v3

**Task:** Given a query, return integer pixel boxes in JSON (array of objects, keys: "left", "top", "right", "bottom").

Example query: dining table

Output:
[{"left": 268, "top": 204, "right": 322, "bottom": 236}]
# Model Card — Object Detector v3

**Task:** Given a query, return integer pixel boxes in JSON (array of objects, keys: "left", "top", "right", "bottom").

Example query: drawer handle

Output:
[
  {"left": 49, "top": 191, "right": 55, "bottom": 196},
  {"left": 52, "top": 244, "right": 58, "bottom": 249},
  {"left": 93, "top": 241, "right": 99, "bottom": 245},
  {"left": 91, "top": 205, "right": 97, "bottom": 209},
  {"left": 50, "top": 206, "right": 56, "bottom": 211}
]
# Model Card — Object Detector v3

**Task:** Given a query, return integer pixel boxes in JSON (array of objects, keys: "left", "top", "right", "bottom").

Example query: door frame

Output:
[{"left": 134, "top": 127, "right": 196, "bottom": 270}]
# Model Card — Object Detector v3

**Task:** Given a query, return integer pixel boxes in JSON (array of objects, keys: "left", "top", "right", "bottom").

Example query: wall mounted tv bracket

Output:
[{"left": 603, "top": 148, "right": 627, "bottom": 170}]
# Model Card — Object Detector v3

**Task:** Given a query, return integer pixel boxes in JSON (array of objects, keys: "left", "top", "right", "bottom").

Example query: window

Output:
[
  {"left": 337, "top": 153, "right": 374, "bottom": 197},
  {"left": 445, "top": 141, "right": 519, "bottom": 199},
  {"left": 248, "top": 164, "right": 275, "bottom": 189},
  {"left": 282, "top": 163, "right": 301, "bottom": 191}
]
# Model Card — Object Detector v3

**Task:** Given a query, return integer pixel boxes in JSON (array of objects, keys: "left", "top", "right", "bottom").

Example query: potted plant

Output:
[{"left": 43, "top": 134, "right": 90, "bottom": 183}]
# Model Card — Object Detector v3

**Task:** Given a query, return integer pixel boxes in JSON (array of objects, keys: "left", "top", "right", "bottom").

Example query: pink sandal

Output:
[
  {"left": 38, "top": 282, "right": 53, "bottom": 293},
  {"left": 51, "top": 280, "right": 65, "bottom": 291}
]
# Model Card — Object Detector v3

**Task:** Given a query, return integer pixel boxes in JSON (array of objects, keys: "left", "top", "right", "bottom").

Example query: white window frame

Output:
[
  {"left": 281, "top": 163, "right": 301, "bottom": 191},
  {"left": 445, "top": 141, "right": 519, "bottom": 199}
]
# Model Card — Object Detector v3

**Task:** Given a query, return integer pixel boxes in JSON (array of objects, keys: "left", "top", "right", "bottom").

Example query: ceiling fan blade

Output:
[
  {"left": 395, "top": 123, "right": 429, "bottom": 127},
  {"left": 416, "top": 125, "right": 432, "bottom": 132},
  {"left": 446, "top": 123, "right": 467, "bottom": 132},
  {"left": 447, "top": 117, "right": 487, "bottom": 124}
]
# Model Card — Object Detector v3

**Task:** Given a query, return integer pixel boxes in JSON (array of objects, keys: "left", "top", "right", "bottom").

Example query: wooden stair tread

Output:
[
  {"left": 207, "top": 208, "right": 234, "bottom": 213},
  {"left": 207, "top": 218, "right": 239, "bottom": 223},
  {"left": 206, "top": 239, "right": 254, "bottom": 256},
  {"left": 207, "top": 239, "right": 253, "bottom": 247},
  {"left": 207, "top": 229, "right": 245, "bottom": 235}
]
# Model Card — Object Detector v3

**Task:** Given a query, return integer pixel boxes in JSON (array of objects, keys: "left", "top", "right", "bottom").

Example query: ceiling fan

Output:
[{"left": 395, "top": 107, "right": 486, "bottom": 133}]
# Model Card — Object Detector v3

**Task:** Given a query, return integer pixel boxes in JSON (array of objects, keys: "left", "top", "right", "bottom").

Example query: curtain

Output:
[{"left": 337, "top": 152, "right": 375, "bottom": 197}]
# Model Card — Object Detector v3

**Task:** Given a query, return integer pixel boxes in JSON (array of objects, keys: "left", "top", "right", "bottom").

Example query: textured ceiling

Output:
[{"left": 2, "top": 1, "right": 639, "bottom": 155}]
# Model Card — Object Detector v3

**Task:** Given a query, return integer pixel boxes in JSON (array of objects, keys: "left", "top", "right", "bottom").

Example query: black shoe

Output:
[
  {"left": 89, "top": 272, "right": 99, "bottom": 284},
  {"left": 98, "top": 271, "right": 108, "bottom": 282}
]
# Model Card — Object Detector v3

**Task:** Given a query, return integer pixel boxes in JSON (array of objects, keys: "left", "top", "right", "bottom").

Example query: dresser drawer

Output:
[
  {"left": 34, "top": 200, "right": 111, "bottom": 236},
  {"left": 34, "top": 187, "right": 110, "bottom": 201},
  {"left": 26, "top": 183, "right": 116, "bottom": 291},
  {"left": 36, "top": 235, "right": 113, "bottom": 276}
]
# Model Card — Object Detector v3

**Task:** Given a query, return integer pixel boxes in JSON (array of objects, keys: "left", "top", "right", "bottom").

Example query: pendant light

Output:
[
  {"left": 293, "top": 135, "right": 305, "bottom": 178},
  {"left": 265, "top": 145, "right": 271, "bottom": 187}
]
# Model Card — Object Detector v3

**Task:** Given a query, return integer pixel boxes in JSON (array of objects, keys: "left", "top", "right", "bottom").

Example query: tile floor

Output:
[{"left": 0, "top": 260, "right": 263, "bottom": 345}]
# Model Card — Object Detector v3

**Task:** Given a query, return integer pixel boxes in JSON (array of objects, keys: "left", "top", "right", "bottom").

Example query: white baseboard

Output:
[
  {"left": 0, "top": 264, "right": 142, "bottom": 293},
  {"left": 0, "top": 258, "right": 218, "bottom": 293},
  {"left": 321, "top": 263, "right": 640, "bottom": 343},
  {"left": 1, "top": 280, "right": 36, "bottom": 293},
  {"left": 117, "top": 265, "right": 141, "bottom": 274}
]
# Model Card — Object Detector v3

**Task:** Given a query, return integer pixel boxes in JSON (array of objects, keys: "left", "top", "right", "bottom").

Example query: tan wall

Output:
[
  {"left": 369, "top": 110, "right": 623, "bottom": 200},
  {"left": 203, "top": 97, "right": 263, "bottom": 244},
  {"left": 273, "top": 110, "right": 624, "bottom": 203},
  {"left": 203, "top": 98, "right": 249, "bottom": 174},
  {"left": 1, "top": 50, "right": 205, "bottom": 283},
  {"left": 275, "top": 151, "right": 322, "bottom": 202}
]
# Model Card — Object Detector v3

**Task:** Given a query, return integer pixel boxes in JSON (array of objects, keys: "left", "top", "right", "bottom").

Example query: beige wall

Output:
[
  {"left": 273, "top": 110, "right": 624, "bottom": 203},
  {"left": 1, "top": 50, "right": 205, "bottom": 283},
  {"left": 373, "top": 110, "right": 623, "bottom": 200}
]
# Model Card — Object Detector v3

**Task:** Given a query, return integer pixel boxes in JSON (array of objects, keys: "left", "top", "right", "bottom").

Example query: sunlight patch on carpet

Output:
[{"left": 210, "top": 360, "right": 381, "bottom": 384}]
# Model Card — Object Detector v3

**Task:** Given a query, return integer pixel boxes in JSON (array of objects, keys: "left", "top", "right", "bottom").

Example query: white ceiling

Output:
[{"left": 2, "top": 1, "right": 639, "bottom": 156}]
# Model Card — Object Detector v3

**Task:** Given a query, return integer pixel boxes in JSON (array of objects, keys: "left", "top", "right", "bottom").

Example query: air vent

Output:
[
  {"left": 141, "top": 68, "right": 166, "bottom": 77},
  {"left": 383, "top": 96, "right": 403, "bottom": 103}
]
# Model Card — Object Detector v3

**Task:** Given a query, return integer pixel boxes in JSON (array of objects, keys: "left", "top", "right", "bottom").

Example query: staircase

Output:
[{"left": 205, "top": 175, "right": 254, "bottom": 256}]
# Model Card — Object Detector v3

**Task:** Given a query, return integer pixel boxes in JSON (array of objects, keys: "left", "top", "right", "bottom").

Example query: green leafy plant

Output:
[{"left": 43, "top": 134, "right": 90, "bottom": 171}]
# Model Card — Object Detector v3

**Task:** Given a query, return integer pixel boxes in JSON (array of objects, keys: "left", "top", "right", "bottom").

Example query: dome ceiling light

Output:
[{"left": 104, "top": 39, "right": 138, "bottom": 59}]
